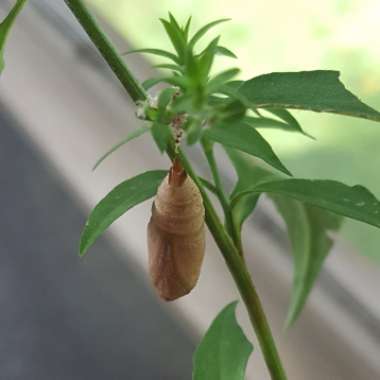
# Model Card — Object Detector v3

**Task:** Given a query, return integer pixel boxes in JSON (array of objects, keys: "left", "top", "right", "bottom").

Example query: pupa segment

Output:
[{"left": 147, "top": 159, "right": 205, "bottom": 301}]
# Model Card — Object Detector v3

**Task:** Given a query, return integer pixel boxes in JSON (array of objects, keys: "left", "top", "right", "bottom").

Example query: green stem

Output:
[
  {"left": 64, "top": 0, "right": 146, "bottom": 102},
  {"left": 201, "top": 140, "right": 233, "bottom": 229},
  {"left": 64, "top": 2, "right": 287, "bottom": 379},
  {"left": 173, "top": 147, "right": 288, "bottom": 380},
  {"left": 200, "top": 139, "right": 244, "bottom": 256},
  {"left": 0, "top": 0, "right": 28, "bottom": 47}
]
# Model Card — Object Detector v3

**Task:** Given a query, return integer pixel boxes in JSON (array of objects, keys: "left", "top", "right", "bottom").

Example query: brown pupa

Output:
[{"left": 147, "top": 159, "right": 205, "bottom": 301}]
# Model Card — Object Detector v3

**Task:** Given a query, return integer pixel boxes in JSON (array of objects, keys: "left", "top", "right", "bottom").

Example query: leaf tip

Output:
[{"left": 78, "top": 239, "right": 89, "bottom": 259}]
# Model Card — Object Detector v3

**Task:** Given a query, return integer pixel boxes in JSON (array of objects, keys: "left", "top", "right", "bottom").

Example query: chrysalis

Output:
[{"left": 147, "top": 159, "right": 205, "bottom": 301}]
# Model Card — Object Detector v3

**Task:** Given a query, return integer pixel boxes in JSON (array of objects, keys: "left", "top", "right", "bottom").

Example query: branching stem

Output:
[{"left": 64, "top": 1, "right": 287, "bottom": 379}]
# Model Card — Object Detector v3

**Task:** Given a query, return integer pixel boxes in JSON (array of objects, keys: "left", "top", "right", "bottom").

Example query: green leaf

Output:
[
  {"left": 232, "top": 179, "right": 380, "bottom": 228},
  {"left": 199, "top": 177, "right": 218, "bottom": 196},
  {"left": 198, "top": 36, "right": 219, "bottom": 81},
  {"left": 239, "top": 70, "right": 380, "bottom": 122},
  {"left": 224, "top": 80, "right": 244, "bottom": 93},
  {"left": 151, "top": 122, "right": 172, "bottom": 152},
  {"left": 186, "top": 119, "right": 203, "bottom": 145},
  {"left": 217, "top": 99, "right": 246, "bottom": 122},
  {"left": 226, "top": 149, "right": 278, "bottom": 235},
  {"left": 183, "top": 16, "right": 192, "bottom": 41},
  {"left": 271, "top": 196, "right": 342, "bottom": 327},
  {"left": 226, "top": 151, "right": 344, "bottom": 326},
  {"left": 160, "top": 17, "right": 186, "bottom": 61},
  {"left": 207, "top": 68, "right": 240, "bottom": 93},
  {"left": 80, "top": 170, "right": 167, "bottom": 256},
  {"left": 154, "top": 63, "right": 183, "bottom": 73},
  {"left": 93, "top": 126, "right": 149, "bottom": 170},
  {"left": 156, "top": 86, "right": 177, "bottom": 121},
  {"left": 216, "top": 46, "right": 237, "bottom": 58},
  {"left": 265, "top": 108, "right": 313, "bottom": 138},
  {"left": 142, "top": 76, "right": 188, "bottom": 90},
  {"left": 158, "top": 87, "right": 177, "bottom": 110},
  {"left": 204, "top": 122, "right": 292, "bottom": 176},
  {"left": 122, "top": 48, "right": 179, "bottom": 64},
  {"left": 243, "top": 115, "right": 294, "bottom": 130},
  {"left": 0, "top": 0, "right": 27, "bottom": 73},
  {"left": 189, "top": 18, "right": 230, "bottom": 50},
  {"left": 193, "top": 301, "right": 253, "bottom": 380}
]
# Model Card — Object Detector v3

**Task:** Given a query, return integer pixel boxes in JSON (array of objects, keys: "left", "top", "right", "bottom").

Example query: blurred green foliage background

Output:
[{"left": 89, "top": 0, "right": 380, "bottom": 260}]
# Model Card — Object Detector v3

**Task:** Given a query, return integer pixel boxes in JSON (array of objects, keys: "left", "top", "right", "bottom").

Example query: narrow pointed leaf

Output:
[
  {"left": 198, "top": 36, "right": 219, "bottom": 80},
  {"left": 216, "top": 46, "right": 237, "bottom": 58},
  {"left": 93, "top": 126, "right": 149, "bottom": 170},
  {"left": 168, "top": 12, "right": 182, "bottom": 32},
  {"left": 239, "top": 70, "right": 380, "bottom": 122},
  {"left": 160, "top": 18, "right": 186, "bottom": 60},
  {"left": 271, "top": 196, "right": 342, "bottom": 326},
  {"left": 142, "top": 77, "right": 166, "bottom": 90},
  {"left": 142, "top": 76, "right": 187, "bottom": 90},
  {"left": 193, "top": 301, "right": 253, "bottom": 380},
  {"left": 189, "top": 18, "right": 230, "bottom": 50},
  {"left": 265, "top": 108, "right": 313, "bottom": 138},
  {"left": 183, "top": 16, "right": 192, "bottom": 41},
  {"left": 243, "top": 116, "right": 291, "bottom": 130},
  {"left": 226, "top": 148, "right": 279, "bottom": 234},
  {"left": 199, "top": 177, "right": 218, "bottom": 196},
  {"left": 0, "top": 0, "right": 28, "bottom": 73},
  {"left": 80, "top": 170, "right": 167, "bottom": 256},
  {"left": 154, "top": 63, "right": 183, "bottom": 73},
  {"left": 226, "top": 150, "right": 261, "bottom": 236},
  {"left": 233, "top": 179, "right": 380, "bottom": 228},
  {"left": 224, "top": 80, "right": 244, "bottom": 93},
  {"left": 204, "top": 122, "right": 292, "bottom": 175},
  {"left": 122, "top": 48, "right": 179, "bottom": 63},
  {"left": 226, "top": 152, "right": 344, "bottom": 326},
  {"left": 207, "top": 68, "right": 240, "bottom": 93}
]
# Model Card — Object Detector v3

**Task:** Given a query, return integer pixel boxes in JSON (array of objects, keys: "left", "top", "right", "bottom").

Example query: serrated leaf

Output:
[
  {"left": 193, "top": 301, "right": 253, "bottom": 380},
  {"left": 122, "top": 48, "right": 179, "bottom": 64},
  {"left": 271, "top": 196, "right": 342, "bottom": 326},
  {"left": 151, "top": 122, "right": 172, "bottom": 152},
  {"left": 93, "top": 126, "right": 149, "bottom": 170},
  {"left": 232, "top": 179, "right": 380, "bottom": 228},
  {"left": 239, "top": 70, "right": 380, "bottom": 122},
  {"left": 189, "top": 18, "right": 230, "bottom": 50},
  {"left": 204, "top": 122, "right": 292, "bottom": 176},
  {"left": 80, "top": 170, "right": 167, "bottom": 256},
  {"left": 0, "top": 0, "right": 27, "bottom": 74}
]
